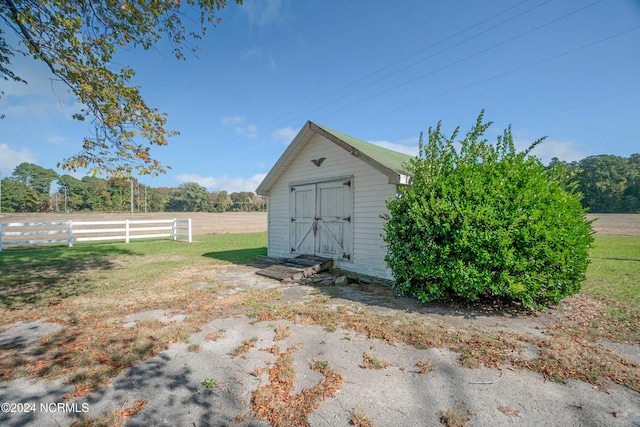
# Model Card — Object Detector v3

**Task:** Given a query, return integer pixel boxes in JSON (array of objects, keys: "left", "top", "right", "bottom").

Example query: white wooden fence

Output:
[{"left": 0, "top": 218, "right": 192, "bottom": 251}]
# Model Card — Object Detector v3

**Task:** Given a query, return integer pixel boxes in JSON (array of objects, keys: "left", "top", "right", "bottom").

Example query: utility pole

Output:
[
  {"left": 63, "top": 186, "right": 68, "bottom": 214},
  {"left": 0, "top": 172, "right": 3, "bottom": 215},
  {"left": 130, "top": 181, "right": 134, "bottom": 217}
]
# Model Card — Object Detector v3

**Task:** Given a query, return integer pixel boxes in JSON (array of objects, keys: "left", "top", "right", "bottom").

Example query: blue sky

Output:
[{"left": 1, "top": 0, "right": 639, "bottom": 192}]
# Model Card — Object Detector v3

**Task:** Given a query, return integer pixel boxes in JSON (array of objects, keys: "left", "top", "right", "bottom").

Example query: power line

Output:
[
  {"left": 208, "top": 0, "right": 616, "bottom": 165},
  {"left": 254, "top": 0, "right": 536, "bottom": 129},
  {"left": 314, "top": 0, "right": 603, "bottom": 122},
  {"left": 217, "top": 0, "right": 605, "bottom": 157},
  {"left": 278, "top": 0, "right": 554, "bottom": 127},
  {"left": 349, "top": 25, "right": 640, "bottom": 127},
  {"left": 212, "top": 0, "right": 550, "bottom": 154}
]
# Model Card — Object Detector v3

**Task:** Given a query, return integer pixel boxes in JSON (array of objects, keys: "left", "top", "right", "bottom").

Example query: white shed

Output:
[{"left": 256, "top": 121, "right": 412, "bottom": 279}]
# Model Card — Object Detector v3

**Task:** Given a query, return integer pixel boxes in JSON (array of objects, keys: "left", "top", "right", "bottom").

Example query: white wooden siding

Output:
[{"left": 266, "top": 133, "right": 396, "bottom": 278}]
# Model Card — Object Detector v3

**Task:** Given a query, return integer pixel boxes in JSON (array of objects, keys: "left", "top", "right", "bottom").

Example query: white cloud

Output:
[
  {"left": 241, "top": 0, "right": 287, "bottom": 29},
  {"left": 45, "top": 134, "right": 69, "bottom": 145},
  {"left": 369, "top": 139, "right": 420, "bottom": 157},
  {"left": 239, "top": 46, "right": 276, "bottom": 70},
  {"left": 240, "top": 47, "right": 262, "bottom": 60},
  {"left": 0, "top": 97, "right": 51, "bottom": 119},
  {"left": 0, "top": 46, "right": 83, "bottom": 121},
  {"left": 220, "top": 115, "right": 258, "bottom": 139},
  {"left": 515, "top": 138, "right": 584, "bottom": 165},
  {"left": 272, "top": 126, "right": 298, "bottom": 144},
  {"left": 220, "top": 115, "right": 246, "bottom": 126},
  {"left": 237, "top": 124, "right": 257, "bottom": 139},
  {"left": 1, "top": 51, "right": 61, "bottom": 98},
  {"left": 175, "top": 173, "right": 267, "bottom": 193},
  {"left": 0, "top": 143, "right": 36, "bottom": 175}
]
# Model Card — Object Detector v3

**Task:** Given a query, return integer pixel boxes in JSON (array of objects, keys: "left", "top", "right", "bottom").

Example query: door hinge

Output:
[
  {"left": 291, "top": 248, "right": 296, "bottom": 252},
  {"left": 291, "top": 217, "right": 296, "bottom": 222},
  {"left": 290, "top": 186, "right": 296, "bottom": 192},
  {"left": 343, "top": 253, "right": 351, "bottom": 260},
  {"left": 343, "top": 180, "right": 351, "bottom": 187},
  {"left": 342, "top": 216, "right": 351, "bottom": 222}
]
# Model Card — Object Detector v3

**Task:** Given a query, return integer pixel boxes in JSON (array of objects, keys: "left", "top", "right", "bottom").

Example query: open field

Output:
[
  {"left": 587, "top": 213, "right": 640, "bottom": 236},
  {"left": 0, "top": 213, "right": 638, "bottom": 426},
  {"left": 0, "top": 211, "right": 268, "bottom": 235},
  {"left": 1, "top": 211, "right": 637, "bottom": 236}
]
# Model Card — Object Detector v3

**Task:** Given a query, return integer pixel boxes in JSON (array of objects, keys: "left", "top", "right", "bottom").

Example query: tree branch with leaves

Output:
[{"left": 0, "top": 0, "right": 241, "bottom": 177}]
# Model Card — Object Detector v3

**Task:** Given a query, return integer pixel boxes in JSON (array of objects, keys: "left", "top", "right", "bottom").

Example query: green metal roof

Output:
[
  {"left": 256, "top": 121, "right": 414, "bottom": 195},
  {"left": 312, "top": 122, "right": 414, "bottom": 176}
]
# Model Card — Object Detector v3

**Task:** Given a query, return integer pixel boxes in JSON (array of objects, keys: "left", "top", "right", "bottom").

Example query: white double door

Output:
[{"left": 290, "top": 178, "right": 353, "bottom": 260}]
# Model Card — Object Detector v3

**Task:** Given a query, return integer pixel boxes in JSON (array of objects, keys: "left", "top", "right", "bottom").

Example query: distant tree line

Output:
[
  {"left": 2, "top": 155, "right": 639, "bottom": 214},
  {"left": 549, "top": 153, "right": 640, "bottom": 213},
  {"left": 0, "top": 163, "right": 266, "bottom": 213}
]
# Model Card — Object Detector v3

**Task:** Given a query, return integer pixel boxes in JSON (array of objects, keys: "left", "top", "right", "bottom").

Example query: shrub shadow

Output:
[
  {"left": 591, "top": 256, "right": 640, "bottom": 262},
  {"left": 202, "top": 247, "right": 267, "bottom": 264},
  {"left": 311, "top": 273, "right": 536, "bottom": 319}
]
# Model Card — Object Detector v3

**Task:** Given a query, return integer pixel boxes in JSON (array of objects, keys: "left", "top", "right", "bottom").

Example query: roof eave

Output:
[
  {"left": 256, "top": 121, "right": 313, "bottom": 195},
  {"left": 310, "top": 122, "right": 413, "bottom": 185},
  {"left": 256, "top": 121, "right": 413, "bottom": 195}
]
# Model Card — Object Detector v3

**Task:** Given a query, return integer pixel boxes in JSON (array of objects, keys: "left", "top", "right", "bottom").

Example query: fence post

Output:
[
  {"left": 188, "top": 218, "right": 192, "bottom": 243},
  {"left": 125, "top": 219, "right": 130, "bottom": 244},
  {"left": 68, "top": 220, "right": 74, "bottom": 248},
  {"left": 172, "top": 218, "right": 177, "bottom": 241}
]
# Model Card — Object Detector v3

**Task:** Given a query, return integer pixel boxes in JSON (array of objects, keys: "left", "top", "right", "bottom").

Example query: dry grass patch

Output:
[
  {"left": 440, "top": 408, "right": 470, "bottom": 427},
  {"left": 514, "top": 295, "right": 640, "bottom": 391},
  {"left": 497, "top": 405, "right": 520, "bottom": 417},
  {"left": 518, "top": 330, "right": 640, "bottom": 391},
  {"left": 273, "top": 325, "right": 291, "bottom": 341},
  {"left": 359, "top": 351, "right": 389, "bottom": 370},
  {"left": 253, "top": 293, "right": 640, "bottom": 392},
  {"left": 254, "top": 296, "right": 524, "bottom": 369},
  {"left": 231, "top": 336, "right": 258, "bottom": 358},
  {"left": 26, "top": 320, "right": 186, "bottom": 399},
  {"left": 251, "top": 343, "right": 343, "bottom": 426},
  {"left": 205, "top": 329, "right": 225, "bottom": 341},
  {"left": 350, "top": 409, "right": 374, "bottom": 426},
  {"left": 456, "top": 331, "right": 524, "bottom": 369},
  {"left": 0, "top": 287, "right": 281, "bottom": 399},
  {"left": 69, "top": 399, "right": 147, "bottom": 427},
  {"left": 416, "top": 359, "right": 435, "bottom": 374}
]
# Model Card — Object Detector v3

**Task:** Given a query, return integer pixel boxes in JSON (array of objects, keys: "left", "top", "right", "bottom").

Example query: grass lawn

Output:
[
  {"left": 584, "top": 235, "right": 640, "bottom": 310},
  {"left": 0, "top": 233, "right": 267, "bottom": 312},
  {"left": 581, "top": 234, "right": 640, "bottom": 343}
]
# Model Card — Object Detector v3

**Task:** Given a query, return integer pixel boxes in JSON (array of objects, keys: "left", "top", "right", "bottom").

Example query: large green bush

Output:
[{"left": 383, "top": 112, "right": 594, "bottom": 309}]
